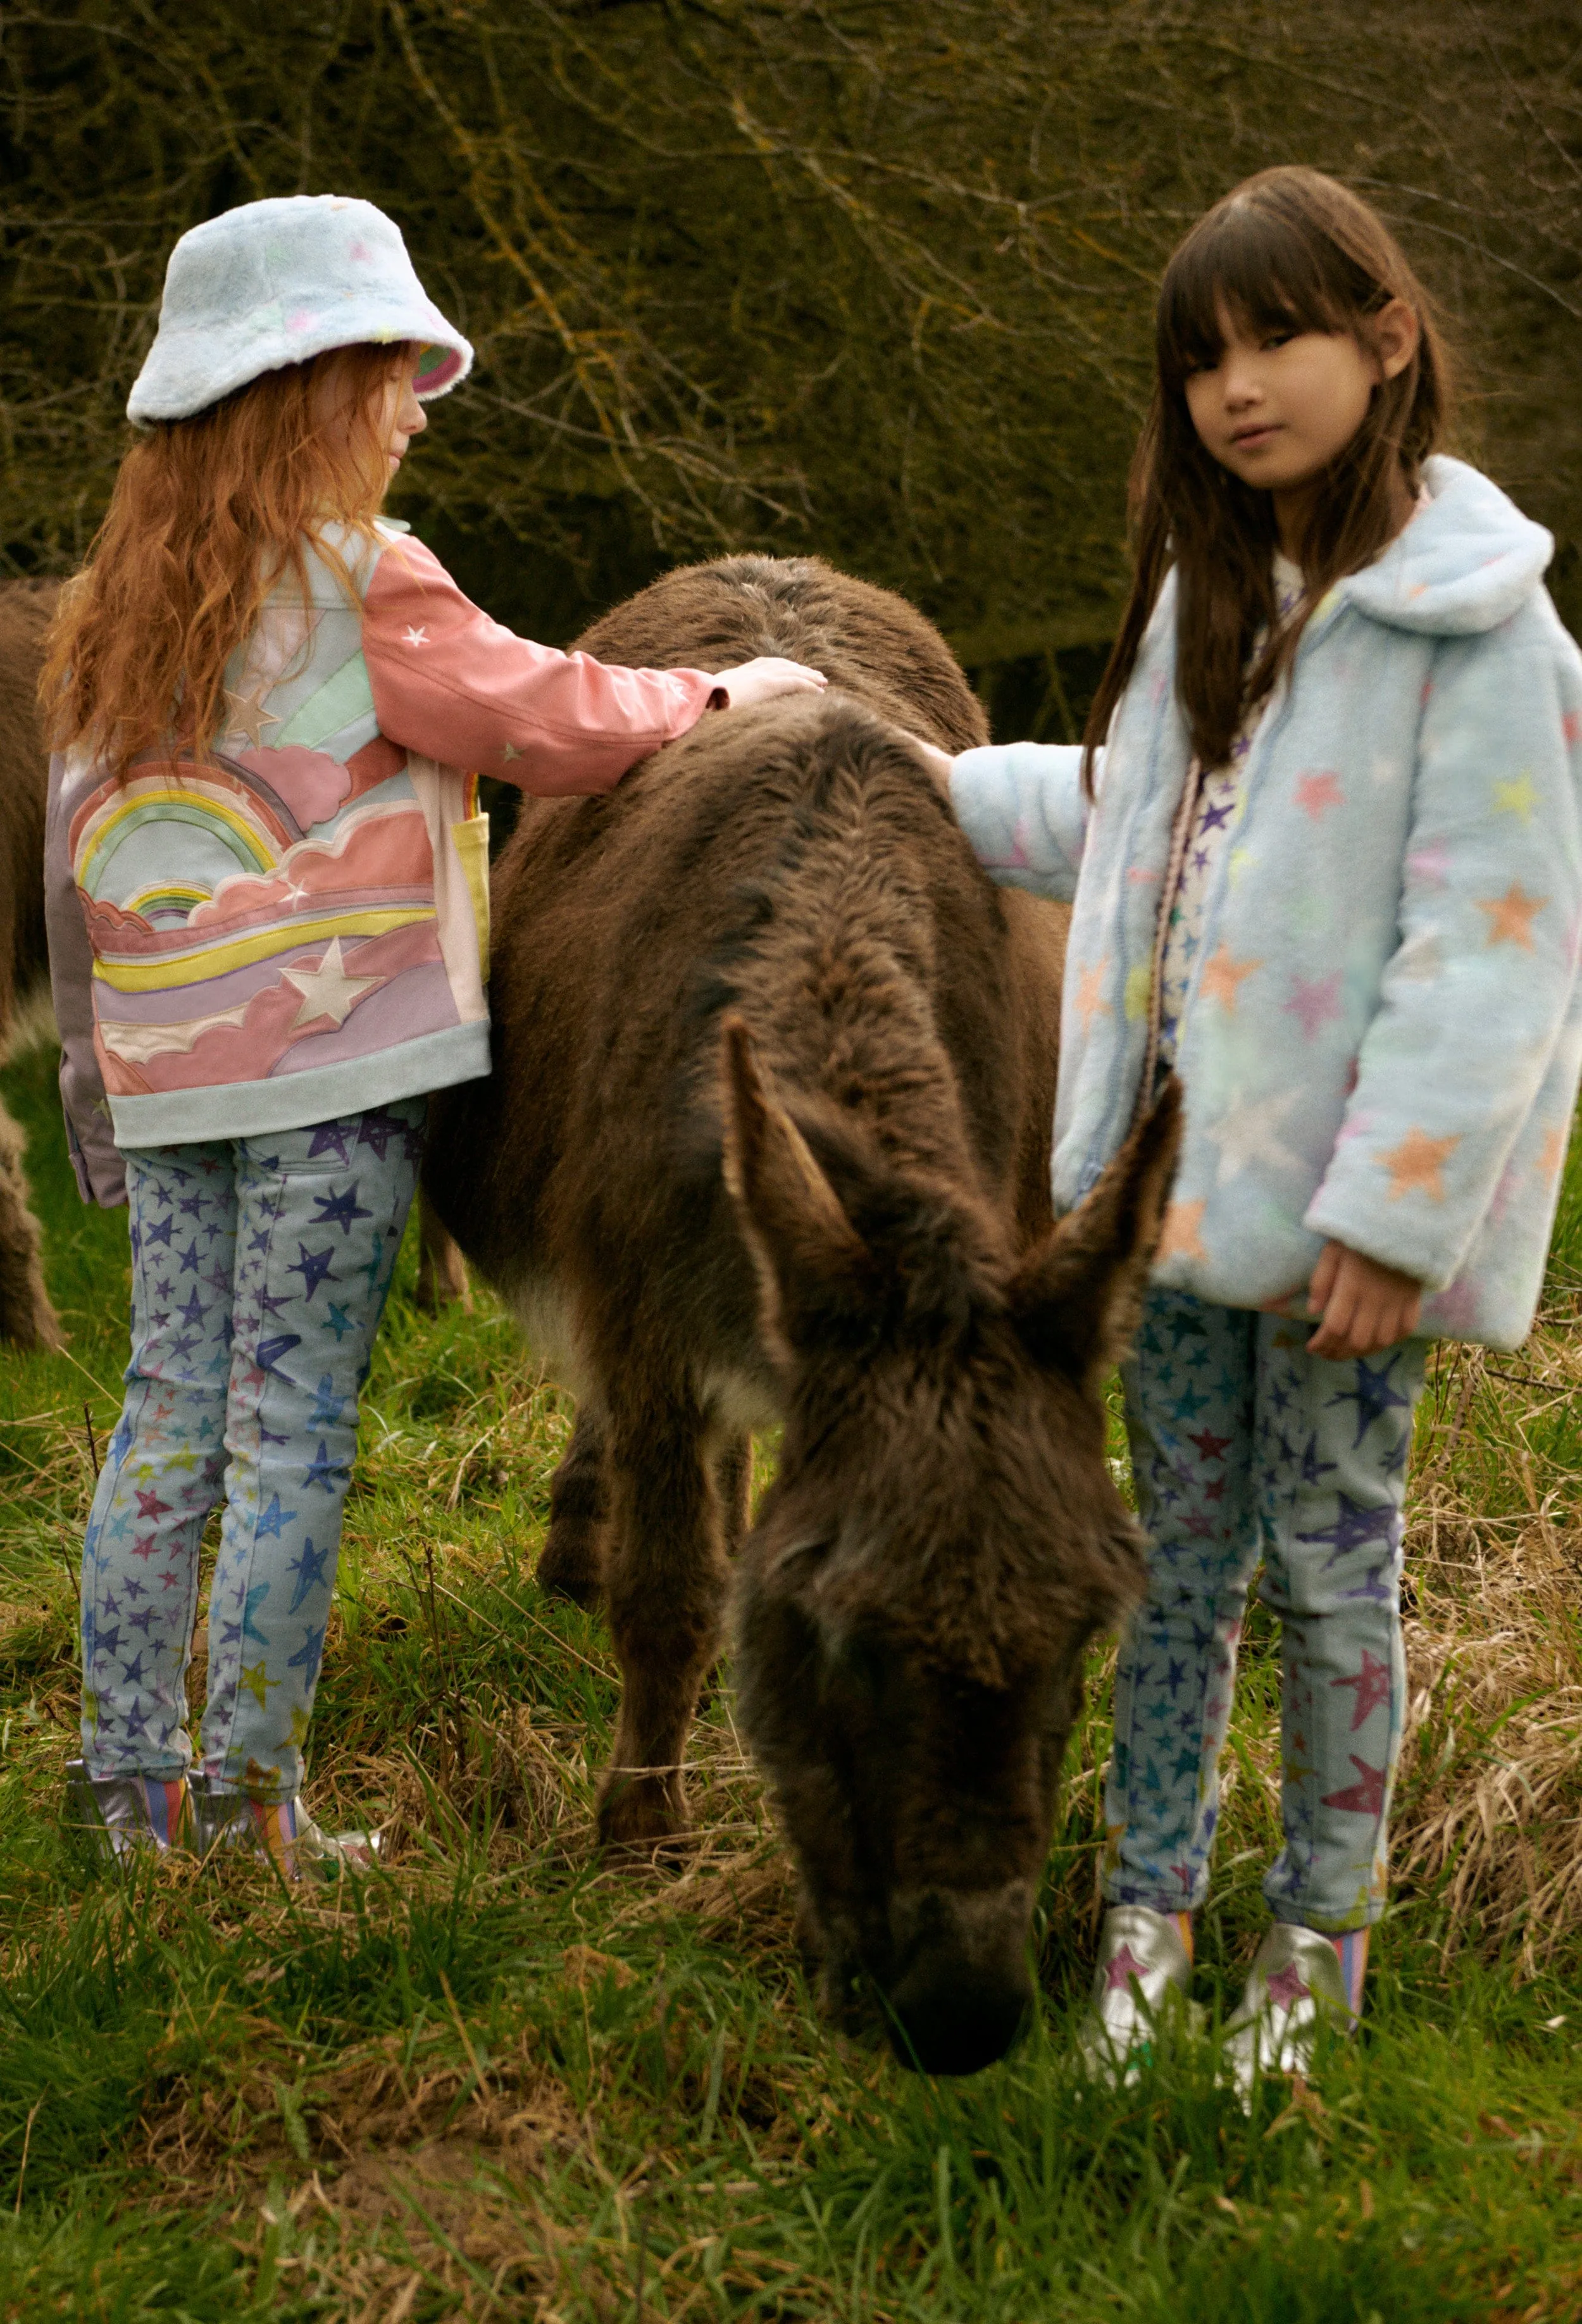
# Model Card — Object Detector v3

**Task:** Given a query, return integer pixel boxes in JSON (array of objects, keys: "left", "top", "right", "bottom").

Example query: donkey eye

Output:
[{"left": 775, "top": 1535, "right": 833, "bottom": 1582}]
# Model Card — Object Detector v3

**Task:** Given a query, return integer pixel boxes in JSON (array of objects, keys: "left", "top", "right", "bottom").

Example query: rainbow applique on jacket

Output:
[
  {"left": 74, "top": 748, "right": 449, "bottom": 1098},
  {"left": 46, "top": 522, "right": 718, "bottom": 1198}
]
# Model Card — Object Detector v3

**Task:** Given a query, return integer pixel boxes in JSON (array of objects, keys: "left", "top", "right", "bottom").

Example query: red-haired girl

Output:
[{"left": 44, "top": 195, "right": 823, "bottom": 1876}]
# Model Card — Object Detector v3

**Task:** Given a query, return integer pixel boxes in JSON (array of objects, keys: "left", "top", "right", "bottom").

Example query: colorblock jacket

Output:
[
  {"left": 47, "top": 522, "right": 716, "bottom": 1205},
  {"left": 949, "top": 457, "right": 1582, "bottom": 1349}
]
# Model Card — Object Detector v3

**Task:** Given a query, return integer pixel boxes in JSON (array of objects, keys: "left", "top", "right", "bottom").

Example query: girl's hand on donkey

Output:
[
  {"left": 709, "top": 656, "right": 827, "bottom": 709},
  {"left": 1305, "top": 1238, "right": 1423, "bottom": 1359},
  {"left": 904, "top": 735, "right": 957, "bottom": 791}
]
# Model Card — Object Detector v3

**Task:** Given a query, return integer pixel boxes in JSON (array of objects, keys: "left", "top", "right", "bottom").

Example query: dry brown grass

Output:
[{"left": 1394, "top": 1313, "right": 1582, "bottom": 1971}]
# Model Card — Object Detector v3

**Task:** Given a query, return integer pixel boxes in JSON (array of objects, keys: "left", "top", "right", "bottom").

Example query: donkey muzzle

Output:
[{"left": 882, "top": 1881, "right": 1034, "bottom": 2075}]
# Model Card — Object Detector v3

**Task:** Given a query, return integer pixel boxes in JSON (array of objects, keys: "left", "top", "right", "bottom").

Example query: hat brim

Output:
[
  {"left": 413, "top": 343, "right": 466, "bottom": 398},
  {"left": 127, "top": 313, "right": 474, "bottom": 426}
]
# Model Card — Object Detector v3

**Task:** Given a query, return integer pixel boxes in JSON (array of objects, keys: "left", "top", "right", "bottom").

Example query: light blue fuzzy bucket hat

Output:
[{"left": 127, "top": 194, "right": 474, "bottom": 424}]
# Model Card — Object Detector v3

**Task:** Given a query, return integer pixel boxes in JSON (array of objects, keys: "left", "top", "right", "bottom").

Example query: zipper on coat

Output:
[
  {"left": 1135, "top": 759, "right": 1205, "bottom": 1119},
  {"left": 1079, "top": 586, "right": 1352, "bottom": 1184},
  {"left": 1171, "top": 675, "right": 1300, "bottom": 1058},
  {"left": 1106, "top": 592, "right": 1354, "bottom": 1158},
  {"left": 1090, "top": 644, "right": 1192, "bottom": 1167}
]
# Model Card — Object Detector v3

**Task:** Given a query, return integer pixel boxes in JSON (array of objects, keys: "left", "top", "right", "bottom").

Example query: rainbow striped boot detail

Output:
[
  {"left": 64, "top": 1759, "right": 193, "bottom": 1863},
  {"left": 189, "top": 1775, "right": 380, "bottom": 1882}
]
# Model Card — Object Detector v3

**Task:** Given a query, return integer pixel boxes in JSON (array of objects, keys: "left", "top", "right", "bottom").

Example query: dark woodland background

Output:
[{"left": 3, "top": 1, "right": 1580, "bottom": 740}]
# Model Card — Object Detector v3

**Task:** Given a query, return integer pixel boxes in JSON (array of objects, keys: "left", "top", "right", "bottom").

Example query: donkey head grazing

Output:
[{"left": 721, "top": 1017, "right": 1181, "bottom": 2075}]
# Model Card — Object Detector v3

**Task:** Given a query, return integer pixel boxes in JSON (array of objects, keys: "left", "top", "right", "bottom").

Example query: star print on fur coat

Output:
[{"left": 949, "top": 457, "right": 1582, "bottom": 1349}]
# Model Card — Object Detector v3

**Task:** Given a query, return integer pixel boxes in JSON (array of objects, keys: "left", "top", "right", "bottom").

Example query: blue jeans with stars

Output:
[
  {"left": 1104, "top": 1288, "right": 1427, "bottom": 1934},
  {"left": 80, "top": 1104, "right": 423, "bottom": 1800}
]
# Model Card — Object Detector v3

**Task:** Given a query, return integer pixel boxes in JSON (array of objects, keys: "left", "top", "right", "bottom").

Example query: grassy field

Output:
[{"left": 3, "top": 1037, "right": 1582, "bottom": 2323}]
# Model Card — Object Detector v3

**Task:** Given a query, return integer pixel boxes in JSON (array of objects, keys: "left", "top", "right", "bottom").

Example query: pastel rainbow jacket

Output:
[
  {"left": 46, "top": 522, "right": 716, "bottom": 1204},
  {"left": 948, "top": 457, "right": 1582, "bottom": 1349}
]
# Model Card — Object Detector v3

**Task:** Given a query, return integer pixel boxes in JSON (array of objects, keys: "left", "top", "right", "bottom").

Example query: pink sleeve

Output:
[{"left": 362, "top": 535, "right": 718, "bottom": 795}]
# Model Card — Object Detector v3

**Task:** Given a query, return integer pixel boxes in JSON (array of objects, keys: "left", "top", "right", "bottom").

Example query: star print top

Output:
[
  {"left": 1155, "top": 553, "right": 1305, "bottom": 1070},
  {"left": 942, "top": 456, "right": 1582, "bottom": 1350},
  {"left": 46, "top": 521, "right": 718, "bottom": 1197}
]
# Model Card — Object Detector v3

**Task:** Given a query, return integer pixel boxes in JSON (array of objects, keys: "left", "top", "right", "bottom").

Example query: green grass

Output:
[{"left": 3, "top": 1035, "right": 1582, "bottom": 2320}]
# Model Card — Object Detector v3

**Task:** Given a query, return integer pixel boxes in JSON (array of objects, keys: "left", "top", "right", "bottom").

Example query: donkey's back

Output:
[{"left": 428, "top": 556, "right": 1062, "bottom": 1365}]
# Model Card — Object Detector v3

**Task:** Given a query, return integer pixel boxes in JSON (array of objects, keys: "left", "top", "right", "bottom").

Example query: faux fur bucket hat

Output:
[{"left": 127, "top": 194, "right": 474, "bottom": 425}]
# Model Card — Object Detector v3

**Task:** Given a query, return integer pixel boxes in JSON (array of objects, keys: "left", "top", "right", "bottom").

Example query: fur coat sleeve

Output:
[
  {"left": 946, "top": 742, "right": 1091, "bottom": 903},
  {"left": 1304, "top": 593, "right": 1582, "bottom": 1293}
]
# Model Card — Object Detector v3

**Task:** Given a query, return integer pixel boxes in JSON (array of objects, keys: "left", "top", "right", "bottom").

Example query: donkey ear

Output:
[
  {"left": 1007, "top": 1076, "right": 1183, "bottom": 1390},
  {"left": 720, "top": 1015, "right": 869, "bottom": 1358}
]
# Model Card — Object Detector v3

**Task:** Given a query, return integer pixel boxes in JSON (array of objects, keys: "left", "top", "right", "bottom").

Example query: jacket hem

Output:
[{"left": 104, "top": 1021, "right": 492, "bottom": 1151}]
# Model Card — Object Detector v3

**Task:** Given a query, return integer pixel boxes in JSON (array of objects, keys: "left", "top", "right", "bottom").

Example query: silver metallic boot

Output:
[
  {"left": 1221, "top": 1921, "right": 1357, "bottom": 2098},
  {"left": 189, "top": 1774, "right": 382, "bottom": 1881},
  {"left": 63, "top": 1759, "right": 194, "bottom": 1863},
  {"left": 1076, "top": 1905, "right": 1197, "bottom": 2082}
]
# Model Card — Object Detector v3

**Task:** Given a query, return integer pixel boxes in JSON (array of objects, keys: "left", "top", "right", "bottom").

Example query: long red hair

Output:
[{"left": 42, "top": 341, "right": 412, "bottom": 776}]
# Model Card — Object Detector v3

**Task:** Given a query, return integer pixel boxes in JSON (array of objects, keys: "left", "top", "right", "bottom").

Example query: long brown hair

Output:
[
  {"left": 42, "top": 340, "right": 413, "bottom": 777},
  {"left": 1082, "top": 167, "right": 1452, "bottom": 788}
]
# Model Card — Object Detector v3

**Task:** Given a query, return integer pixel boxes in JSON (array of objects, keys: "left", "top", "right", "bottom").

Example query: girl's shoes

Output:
[
  {"left": 1221, "top": 1921, "right": 1360, "bottom": 2098},
  {"left": 1076, "top": 1910, "right": 1367, "bottom": 2097},
  {"left": 1076, "top": 1904, "right": 1197, "bottom": 2082},
  {"left": 64, "top": 1761, "right": 378, "bottom": 1882},
  {"left": 64, "top": 1758, "right": 192, "bottom": 1861},
  {"left": 188, "top": 1773, "right": 380, "bottom": 1882}
]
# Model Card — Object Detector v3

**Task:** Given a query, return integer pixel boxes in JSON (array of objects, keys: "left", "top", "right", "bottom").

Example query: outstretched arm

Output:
[
  {"left": 363, "top": 535, "right": 823, "bottom": 796},
  {"left": 912, "top": 737, "right": 1093, "bottom": 903}
]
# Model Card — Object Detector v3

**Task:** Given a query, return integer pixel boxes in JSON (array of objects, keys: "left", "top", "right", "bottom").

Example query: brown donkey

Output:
[
  {"left": 425, "top": 555, "right": 1179, "bottom": 2073},
  {"left": 0, "top": 580, "right": 64, "bottom": 1350}
]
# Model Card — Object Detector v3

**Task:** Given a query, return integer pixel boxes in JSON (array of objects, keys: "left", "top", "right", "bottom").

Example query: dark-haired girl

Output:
[{"left": 926, "top": 167, "right": 1582, "bottom": 2082}]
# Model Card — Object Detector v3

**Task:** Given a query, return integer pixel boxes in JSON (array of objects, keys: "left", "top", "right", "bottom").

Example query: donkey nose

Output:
[
  {"left": 887, "top": 1958, "right": 1030, "bottom": 2075},
  {"left": 883, "top": 1883, "right": 1033, "bottom": 2075}
]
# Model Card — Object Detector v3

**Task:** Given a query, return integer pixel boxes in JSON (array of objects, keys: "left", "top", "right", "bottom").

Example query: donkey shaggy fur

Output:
[
  {"left": 0, "top": 580, "right": 63, "bottom": 1351},
  {"left": 425, "top": 555, "right": 1179, "bottom": 2073}
]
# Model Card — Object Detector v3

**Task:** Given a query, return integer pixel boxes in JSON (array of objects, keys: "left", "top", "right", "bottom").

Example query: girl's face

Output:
[
  {"left": 311, "top": 347, "right": 427, "bottom": 489},
  {"left": 1184, "top": 299, "right": 1417, "bottom": 495},
  {"left": 371, "top": 354, "right": 427, "bottom": 479}
]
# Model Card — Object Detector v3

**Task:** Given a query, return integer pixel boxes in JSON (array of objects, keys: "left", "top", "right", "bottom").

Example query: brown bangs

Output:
[
  {"left": 1155, "top": 190, "right": 1383, "bottom": 395},
  {"left": 1083, "top": 167, "right": 1454, "bottom": 788}
]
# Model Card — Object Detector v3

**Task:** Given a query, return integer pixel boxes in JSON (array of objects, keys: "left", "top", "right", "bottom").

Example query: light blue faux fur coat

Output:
[{"left": 949, "top": 457, "right": 1582, "bottom": 1349}]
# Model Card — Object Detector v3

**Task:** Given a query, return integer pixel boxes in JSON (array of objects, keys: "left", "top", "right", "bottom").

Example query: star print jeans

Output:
[
  {"left": 1103, "top": 1289, "right": 1427, "bottom": 1934},
  {"left": 79, "top": 1104, "right": 424, "bottom": 1800}
]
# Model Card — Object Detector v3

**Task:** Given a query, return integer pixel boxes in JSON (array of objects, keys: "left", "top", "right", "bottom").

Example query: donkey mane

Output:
[{"left": 683, "top": 699, "right": 994, "bottom": 1203}]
